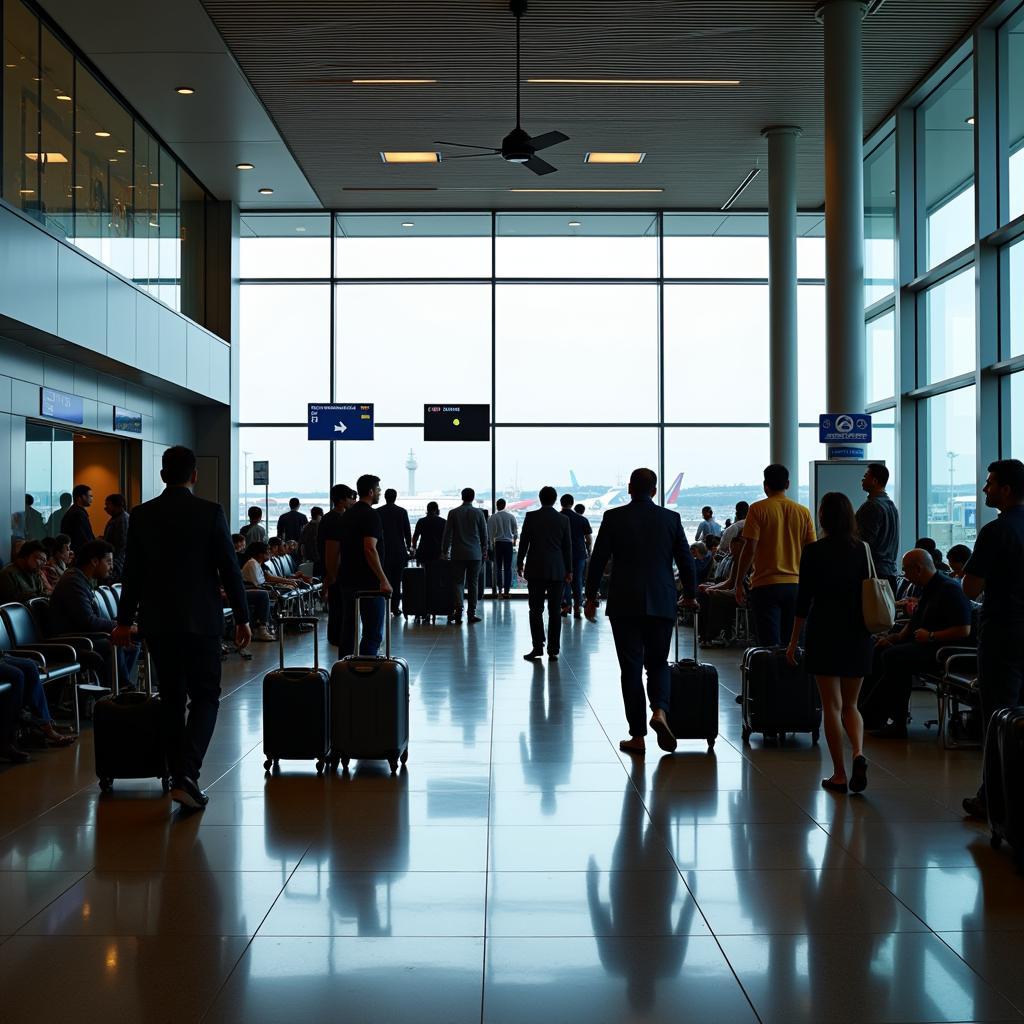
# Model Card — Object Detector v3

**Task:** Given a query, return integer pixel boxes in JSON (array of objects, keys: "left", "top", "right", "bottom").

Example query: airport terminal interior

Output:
[{"left": 0, "top": 0, "right": 1024, "bottom": 1020}]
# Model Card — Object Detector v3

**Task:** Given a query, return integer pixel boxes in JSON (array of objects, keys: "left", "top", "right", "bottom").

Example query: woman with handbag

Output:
[{"left": 786, "top": 491, "right": 884, "bottom": 794}]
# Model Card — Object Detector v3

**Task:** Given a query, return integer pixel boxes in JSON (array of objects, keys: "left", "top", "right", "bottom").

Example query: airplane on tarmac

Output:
[{"left": 566, "top": 470, "right": 684, "bottom": 511}]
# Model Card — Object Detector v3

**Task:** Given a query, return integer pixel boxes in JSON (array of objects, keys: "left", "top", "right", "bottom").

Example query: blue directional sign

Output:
[
  {"left": 819, "top": 413, "right": 872, "bottom": 445},
  {"left": 40, "top": 387, "right": 84, "bottom": 425},
  {"left": 308, "top": 403, "right": 374, "bottom": 441}
]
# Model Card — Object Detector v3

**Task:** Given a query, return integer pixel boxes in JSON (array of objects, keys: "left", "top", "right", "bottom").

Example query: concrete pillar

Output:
[
  {"left": 819, "top": 0, "right": 868, "bottom": 453},
  {"left": 762, "top": 125, "right": 802, "bottom": 479}
]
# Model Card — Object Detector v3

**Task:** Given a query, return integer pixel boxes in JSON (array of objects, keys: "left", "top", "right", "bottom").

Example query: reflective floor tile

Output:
[
  {"left": 717, "top": 931, "right": 1021, "bottom": 1023},
  {"left": 486, "top": 869, "right": 709, "bottom": 937},
  {"left": 490, "top": 761, "right": 630, "bottom": 792},
  {"left": 0, "top": 934, "right": 250, "bottom": 1023},
  {"left": 21, "top": 870, "right": 287, "bottom": 936},
  {"left": 259, "top": 871, "right": 486, "bottom": 936},
  {"left": 938, "top": 931, "right": 1024, "bottom": 1010},
  {"left": 489, "top": 790, "right": 647, "bottom": 826},
  {"left": 205, "top": 937, "right": 484, "bottom": 1024},
  {"left": 787, "top": 785, "right": 963, "bottom": 825},
  {"left": 300, "top": 825, "right": 488, "bottom": 872},
  {"left": 483, "top": 936, "right": 757, "bottom": 1024},
  {"left": 0, "top": 871, "right": 86, "bottom": 932},
  {"left": 690, "top": 867, "right": 927, "bottom": 935},
  {"left": 889, "top": 864, "right": 1024, "bottom": 932},
  {"left": 640, "top": 787, "right": 808, "bottom": 825},
  {"left": 489, "top": 740, "right": 621, "bottom": 764},
  {"left": 823, "top": 819, "right": 994, "bottom": 871},
  {"left": 488, "top": 825, "right": 676, "bottom": 872},
  {"left": 665, "top": 822, "right": 852, "bottom": 872}
]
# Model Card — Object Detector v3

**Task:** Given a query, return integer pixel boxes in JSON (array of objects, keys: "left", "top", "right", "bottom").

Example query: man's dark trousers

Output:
[
  {"left": 450, "top": 560, "right": 481, "bottom": 619},
  {"left": 494, "top": 541, "right": 514, "bottom": 595},
  {"left": 338, "top": 589, "right": 385, "bottom": 657},
  {"left": 562, "top": 556, "right": 587, "bottom": 609},
  {"left": 876, "top": 641, "right": 944, "bottom": 723},
  {"left": 147, "top": 634, "right": 222, "bottom": 782},
  {"left": 528, "top": 578, "right": 563, "bottom": 653},
  {"left": 749, "top": 583, "right": 798, "bottom": 647},
  {"left": 609, "top": 615, "right": 674, "bottom": 737},
  {"left": 383, "top": 559, "right": 406, "bottom": 615},
  {"left": 978, "top": 621, "right": 1024, "bottom": 800}
]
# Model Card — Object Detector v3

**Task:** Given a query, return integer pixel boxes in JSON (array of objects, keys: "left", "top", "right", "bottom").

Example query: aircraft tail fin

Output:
[
  {"left": 665, "top": 472, "right": 684, "bottom": 505},
  {"left": 569, "top": 470, "right": 580, "bottom": 490}
]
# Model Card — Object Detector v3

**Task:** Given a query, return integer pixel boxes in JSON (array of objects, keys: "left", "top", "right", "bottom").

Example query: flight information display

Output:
[{"left": 424, "top": 404, "right": 490, "bottom": 442}]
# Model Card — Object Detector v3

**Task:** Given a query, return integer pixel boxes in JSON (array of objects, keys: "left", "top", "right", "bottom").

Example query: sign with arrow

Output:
[{"left": 307, "top": 403, "right": 374, "bottom": 441}]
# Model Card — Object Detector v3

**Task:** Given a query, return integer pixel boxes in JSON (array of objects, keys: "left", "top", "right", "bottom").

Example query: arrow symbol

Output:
[{"left": 334, "top": 422, "right": 347, "bottom": 434}]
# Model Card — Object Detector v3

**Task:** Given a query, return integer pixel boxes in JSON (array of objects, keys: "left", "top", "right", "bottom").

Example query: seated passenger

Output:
[
  {"left": 947, "top": 543, "right": 972, "bottom": 580},
  {"left": 0, "top": 540, "right": 47, "bottom": 603},
  {"left": 267, "top": 537, "right": 313, "bottom": 583},
  {"left": 705, "top": 533, "right": 722, "bottom": 562},
  {"left": 232, "top": 533, "right": 247, "bottom": 569},
  {"left": 49, "top": 539, "right": 140, "bottom": 688},
  {"left": 864, "top": 548, "right": 973, "bottom": 737},
  {"left": 41, "top": 534, "right": 72, "bottom": 593},
  {"left": 240, "top": 507, "right": 268, "bottom": 544},
  {"left": 240, "top": 542, "right": 289, "bottom": 641},
  {"left": 690, "top": 542, "right": 714, "bottom": 585},
  {"left": 915, "top": 536, "right": 952, "bottom": 574},
  {"left": 0, "top": 653, "right": 75, "bottom": 750}
]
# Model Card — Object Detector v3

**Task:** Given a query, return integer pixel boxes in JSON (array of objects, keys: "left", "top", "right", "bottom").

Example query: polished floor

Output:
[{"left": 0, "top": 601, "right": 1021, "bottom": 1023}]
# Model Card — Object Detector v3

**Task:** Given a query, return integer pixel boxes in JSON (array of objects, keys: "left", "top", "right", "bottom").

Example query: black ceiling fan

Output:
[{"left": 434, "top": 0, "right": 568, "bottom": 175}]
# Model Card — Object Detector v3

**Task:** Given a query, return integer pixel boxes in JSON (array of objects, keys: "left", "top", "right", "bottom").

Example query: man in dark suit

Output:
[
  {"left": 113, "top": 446, "right": 251, "bottom": 811},
  {"left": 518, "top": 486, "right": 572, "bottom": 661},
  {"left": 584, "top": 468, "right": 698, "bottom": 755},
  {"left": 377, "top": 488, "right": 412, "bottom": 617}
]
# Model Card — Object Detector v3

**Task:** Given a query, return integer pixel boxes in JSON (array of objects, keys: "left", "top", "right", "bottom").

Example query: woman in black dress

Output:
[{"left": 786, "top": 492, "right": 873, "bottom": 794}]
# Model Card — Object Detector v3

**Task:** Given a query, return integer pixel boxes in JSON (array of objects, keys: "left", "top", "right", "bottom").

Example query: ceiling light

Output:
[
  {"left": 56, "top": 93, "right": 71, "bottom": 102},
  {"left": 584, "top": 152, "right": 646, "bottom": 164},
  {"left": 350, "top": 78, "right": 436, "bottom": 85},
  {"left": 380, "top": 151, "right": 441, "bottom": 164},
  {"left": 720, "top": 168, "right": 761, "bottom": 210},
  {"left": 24, "top": 152, "right": 68, "bottom": 163},
  {"left": 148, "top": 220, "right": 159, "bottom": 228},
  {"left": 109, "top": 158, "right": 118, "bottom": 163},
  {"left": 72, "top": 184, "right": 83, "bottom": 189},
  {"left": 965, "top": 116, "right": 976, "bottom": 126},
  {"left": 94, "top": 130, "right": 111, "bottom": 138},
  {"left": 568, "top": 220, "right": 582, "bottom": 227},
  {"left": 235, "top": 162, "right": 255, "bottom": 170},
  {"left": 18, "top": 189, "right": 35, "bottom": 195},
  {"left": 175, "top": 86, "right": 195, "bottom": 95},
  {"left": 401, "top": 221, "right": 415, "bottom": 228},
  {"left": 258, "top": 187, "right": 274, "bottom": 195},
  {"left": 116, "top": 148, "right": 127, "bottom": 154},
  {"left": 508, "top": 187, "right": 663, "bottom": 194},
  {"left": 150, "top": 181, "right": 161, "bottom": 187},
  {"left": 528, "top": 78, "right": 740, "bottom": 86}
]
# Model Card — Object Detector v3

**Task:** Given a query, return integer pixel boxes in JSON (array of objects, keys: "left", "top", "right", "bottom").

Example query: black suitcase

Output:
[
  {"left": 94, "top": 643, "right": 169, "bottom": 793},
  {"left": 741, "top": 646, "right": 821, "bottom": 745},
  {"left": 403, "top": 562, "right": 451, "bottom": 621},
  {"left": 329, "top": 590, "right": 410, "bottom": 773},
  {"left": 262, "top": 616, "right": 330, "bottom": 774},
  {"left": 667, "top": 614, "right": 719, "bottom": 749},
  {"left": 986, "top": 706, "right": 1024, "bottom": 862}
]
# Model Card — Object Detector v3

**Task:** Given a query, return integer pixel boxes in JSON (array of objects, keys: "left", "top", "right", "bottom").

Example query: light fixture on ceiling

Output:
[
  {"left": 567, "top": 220, "right": 582, "bottom": 227},
  {"left": 175, "top": 86, "right": 195, "bottom": 95},
  {"left": 94, "top": 130, "right": 111, "bottom": 138},
  {"left": 720, "top": 168, "right": 761, "bottom": 210},
  {"left": 235, "top": 162, "right": 255, "bottom": 170},
  {"left": 148, "top": 220, "right": 159, "bottom": 228},
  {"left": 258, "top": 187, "right": 274, "bottom": 195},
  {"left": 18, "top": 189, "right": 35, "bottom": 195},
  {"left": 116, "top": 148, "right": 127, "bottom": 154},
  {"left": 584, "top": 152, "right": 645, "bottom": 164},
  {"left": 350, "top": 78, "right": 437, "bottom": 85},
  {"left": 56, "top": 93, "right": 71, "bottom": 102},
  {"left": 401, "top": 221, "right": 415, "bottom": 228},
  {"left": 965, "top": 116, "right": 976, "bottom": 126},
  {"left": 528, "top": 77, "right": 740, "bottom": 86},
  {"left": 72, "top": 184, "right": 83, "bottom": 190},
  {"left": 380, "top": 151, "right": 441, "bottom": 164},
  {"left": 150, "top": 181, "right": 161, "bottom": 187},
  {"left": 508, "top": 187, "right": 663, "bottom": 193},
  {"left": 109, "top": 158, "right": 118, "bottom": 163},
  {"left": 24, "top": 152, "right": 68, "bottom": 163}
]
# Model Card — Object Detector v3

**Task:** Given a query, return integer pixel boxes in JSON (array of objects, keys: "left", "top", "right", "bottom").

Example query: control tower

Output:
[{"left": 405, "top": 448, "right": 418, "bottom": 496}]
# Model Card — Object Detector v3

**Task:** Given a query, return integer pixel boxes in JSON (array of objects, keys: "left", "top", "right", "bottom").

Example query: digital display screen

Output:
[
  {"left": 113, "top": 407, "right": 142, "bottom": 434},
  {"left": 424, "top": 404, "right": 490, "bottom": 442}
]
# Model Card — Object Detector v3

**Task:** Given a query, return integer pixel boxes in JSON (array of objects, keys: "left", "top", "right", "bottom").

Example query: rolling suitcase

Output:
[
  {"left": 262, "top": 616, "right": 330, "bottom": 774},
  {"left": 741, "top": 646, "right": 821, "bottom": 745},
  {"left": 402, "top": 562, "right": 450, "bottom": 621},
  {"left": 329, "top": 590, "right": 410, "bottom": 773},
  {"left": 94, "top": 643, "right": 169, "bottom": 793},
  {"left": 985, "top": 706, "right": 1024, "bottom": 863},
  {"left": 667, "top": 613, "right": 719, "bottom": 749}
]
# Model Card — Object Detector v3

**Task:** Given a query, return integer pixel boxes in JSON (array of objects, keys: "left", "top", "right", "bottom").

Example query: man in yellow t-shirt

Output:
[{"left": 733, "top": 463, "right": 816, "bottom": 646}]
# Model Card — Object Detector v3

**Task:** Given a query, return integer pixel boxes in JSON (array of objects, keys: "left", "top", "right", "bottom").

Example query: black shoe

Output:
[
  {"left": 962, "top": 795, "right": 987, "bottom": 820},
  {"left": 0, "top": 744, "right": 31, "bottom": 764},
  {"left": 821, "top": 778, "right": 848, "bottom": 794},
  {"left": 850, "top": 755, "right": 868, "bottom": 794},
  {"left": 548, "top": 652, "right": 559, "bottom": 661},
  {"left": 170, "top": 776, "right": 209, "bottom": 810},
  {"left": 469, "top": 615, "right": 482, "bottom": 624},
  {"left": 523, "top": 649, "right": 543, "bottom": 661}
]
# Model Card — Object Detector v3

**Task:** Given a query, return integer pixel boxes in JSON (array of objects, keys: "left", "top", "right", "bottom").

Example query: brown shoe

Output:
[
  {"left": 619, "top": 737, "right": 646, "bottom": 755},
  {"left": 650, "top": 710, "right": 678, "bottom": 753}
]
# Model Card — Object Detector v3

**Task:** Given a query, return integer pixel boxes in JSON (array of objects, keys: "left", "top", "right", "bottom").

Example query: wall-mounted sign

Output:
[
  {"left": 113, "top": 407, "right": 142, "bottom": 434},
  {"left": 253, "top": 461, "right": 269, "bottom": 486},
  {"left": 308, "top": 403, "right": 375, "bottom": 441},
  {"left": 819, "top": 413, "right": 872, "bottom": 445},
  {"left": 424, "top": 403, "right": 490, "bottom": 441},
  {"left": 40, "top": 387, "right": 84, "bottom": 425}
]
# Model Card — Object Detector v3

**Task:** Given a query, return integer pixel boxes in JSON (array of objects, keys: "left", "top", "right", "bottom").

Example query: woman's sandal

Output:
[
  {"left": 821, "top": 778, "right": 848, "bottom": 794},
  {"left": 44, "top": 729, "right": 77, "bottom": 747}
]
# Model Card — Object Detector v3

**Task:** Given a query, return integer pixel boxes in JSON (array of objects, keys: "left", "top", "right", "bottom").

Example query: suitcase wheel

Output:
[
  {"left": 388, "top": 759, "right": 398, "bottom": 774},
  {"left": 812, "top": 729, "right": 820, "bottom": 745},
  {"left": 706, "top": 738, "right": 715, "bottom": 749},
  {"left": 992, "top": 834, "right": 1003, "bottom": 850},
  {"left": 99, "top": 777, "right": 113, "bottom": 793},
  {"left": 263, "top": 759, "right": 272, "bottom": 771},
  {"left": 340, "top": 758, "right": 350, "bottom": 771},
  {"left": 741, "top": 726, "right": 751, "bottom": 745},
  {"left": 315, "top": 760, "right": 325, "bottom": 775},
  {"left": 400, "top": 749, "right": 408, "bottom": 765}
]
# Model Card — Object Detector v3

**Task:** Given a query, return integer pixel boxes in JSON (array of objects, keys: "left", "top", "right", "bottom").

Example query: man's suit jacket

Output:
[
  {"left": 442, "top": 503, "right": 487, "bottom": 561},
  {"left": 585, "top": 497, "right": 696, "bottom": 619},
  {"left": 378, "top": 503, "right": 412, "bottom": 564},
  {"left": 118, "top": 487, "right": 250, "bottom": 637},
  {"left": 518, "top": 506, "right": 572, "bottom": 582}
]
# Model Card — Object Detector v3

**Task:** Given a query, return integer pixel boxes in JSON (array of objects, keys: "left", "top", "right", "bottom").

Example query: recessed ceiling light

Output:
[
  {"left": 528, "top": 78, "right": 740, "bottom": 86},
  {"left": 509, "top": 187, "right": 663, "bottom": 194},
  {"left": 19, "top": 189, "right": 35, "bottom": 195},
  {"left": 72, "top": 184, "right": 83, "bottom": 189},
  {"left": 351, "top": 78, "right": 437, "bottom": 85},
  {"left": 380, "top": 151, "right": 441, "bottom": 164},
  {"left": 116, "top": 148, "right": 127, "bottom": 154},
  {"left": 56, "top": 93, "right": 71, "bottom": 102},
  {"left": 4, "top": 64, "right": 15, "bottom": 69},
  {"left": 401, "top": 221, "right": 415, "bottom": 228},
  {"left": 150, "top": 181, "right": 161, "bottom": 187},
  {"left": 148, "top": 220, "right": 159, "bottom": 228},
  {"left": 258, "top": 187, "right": 274, "bottom": 195},
  {"left": 94, "top": 130, "right": 111, "bottom": 138},
  {"left": 24, "top": 152, "right": 68, "bottom": 163},
  {"left": 584, "top": 152, "right": 646, "bottom": 164},
  {"left": 175, "top": 86, "right": 195, "bottom": 95},
  {"left": 109, "top": 158, "right": 118, "bottom": 163},
  {"left": 567, "top": 220, "right": 582, "bottom": 227},
  {"left": 235, "top": 162, "right": 255, "bottom": 170},
  {"left": 965, "top": 116, "right": 976, "bottom": 126}
]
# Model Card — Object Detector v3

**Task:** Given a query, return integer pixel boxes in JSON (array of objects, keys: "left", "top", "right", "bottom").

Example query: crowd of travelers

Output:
[{"left": 1, "top": 447, "right": 1022, "bottom": 830}]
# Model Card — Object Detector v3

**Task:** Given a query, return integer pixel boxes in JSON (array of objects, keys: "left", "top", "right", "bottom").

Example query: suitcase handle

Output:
[
  {"left": 276, "top": 616, "right": 320, "bottom": 670},
  {"left": 354, "top": 590, "right": 391, "bottom": 657},
  {"left": 675, "top": 609, "right": 699, "bottom": 663}
]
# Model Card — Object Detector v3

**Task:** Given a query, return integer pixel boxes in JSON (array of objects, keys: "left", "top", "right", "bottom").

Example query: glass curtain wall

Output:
[{"left": 0, "top": 0, "right": 210, "bottom": 319}]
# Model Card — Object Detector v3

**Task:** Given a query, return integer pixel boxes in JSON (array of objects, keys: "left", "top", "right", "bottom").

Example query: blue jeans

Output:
[
  {"left": 339, "top": 589, "right": 386, "bottom": 657},
  {"left": 562, "top": 557, "right": 587, "bottom": 608},
  {"left": 0, "top": 654, "right": 53, "bottom": 722},
  {"left": 749, "top": 583, "right": 799, "bottom": 648}
]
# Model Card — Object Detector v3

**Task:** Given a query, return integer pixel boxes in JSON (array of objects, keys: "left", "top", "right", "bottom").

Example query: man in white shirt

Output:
[
  {"left": 488, "top": 498, "right": 519, "bottom": 598},
  {"left": 717, "top": 501, "right": 749, "bottom": 553},
  {"left": 694, "top": 506, "right": 723, "bottom": 543}
]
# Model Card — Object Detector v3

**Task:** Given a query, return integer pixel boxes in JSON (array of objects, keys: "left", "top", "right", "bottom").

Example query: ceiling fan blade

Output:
[
  {"left": 524, "top": 156, "right": 558, "bottom": 176},
  {"left": 445, "top": 152, "right": 501, "bottom": 160},
  {"left": 433, "top": 140, "right": 499, "bottom": 151},
  {"left": 527, "top": 130, "right": 569, "bottom": 152}
]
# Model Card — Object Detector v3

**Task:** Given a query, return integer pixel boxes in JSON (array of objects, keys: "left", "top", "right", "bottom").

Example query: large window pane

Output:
[
  {"left": 38, "top": 27, "right": 73, "bottom": 237},
  {"left": 241, "top": 213, "right": 331, "bottom": 278},
  {"left": 240, "top": 285, "right": 331, "bottom": 421},
  {"left": 1010, "top": 372, "right": 1024, "bottom": 460},
  {"left": 920, "top": 59, "right": 975, "bottom": 270},
  {"left": 923, "top": 386, "right": 977, "bottom": 548},
  {"left": 337, "top": 284, "right": 491, "bottom": 421},
  {"left": 131, "top": 123, "right": 159, "bottom": 291},
  {"left": 4, "top": 0, "right": 39, "bottom": 214},
  {"left": 156, "top": 145, "right": 179, "bottom": 308},
  {"left": 1008, "top": 239, "right": 1024, "bottom": 358},
  {"left": 867, "top": 310, "right": 896, "bottom": 403},
  {"left": 870, "top": 408, "right": 897, "bottom": 505},
  {"left": 1005, "top": 5, "right": 1024, "bottom": 222},
  {"left": 496, "top": 213, "right": 657, "bottom": 277},
  {"left": 237, "top": 428, "right": 330, "bottom": 535},
  {"left": 336, "top": 213, "right": 490, "bottom": 278},
  {"left": 334, "top": 427, "right": 491, "bottom": 519},
  {"left": 864, "top": 134, "right": 896, "bottom": 302},
  {"left": 497, "top": 285, "right": 657, "bottom": 422},
  {"left": 665, "top": 285, "right": 767, "bottom": 422},
  {"left": 180, "top": 168, "right": 206, "bottom": 323},
  {"left": 798, "top": 285, "right": 826, "bottom": 423},
  {"left": 925, "top": 268, "right": 975, "bottom": 384}
]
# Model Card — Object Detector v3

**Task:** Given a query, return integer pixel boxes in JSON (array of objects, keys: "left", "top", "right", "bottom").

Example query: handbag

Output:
[{"left": 862, "top": 542, "right": 896, "bottom": 634}]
